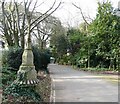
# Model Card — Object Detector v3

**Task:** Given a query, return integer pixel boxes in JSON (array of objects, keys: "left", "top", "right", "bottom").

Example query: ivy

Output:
[{"left": 3, "top": 83, "right": 42, "bottom": 102}]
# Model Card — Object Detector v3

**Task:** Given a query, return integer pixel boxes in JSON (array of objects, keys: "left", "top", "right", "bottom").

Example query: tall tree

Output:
[
  {"left": 88, "top": 1, "right": 120, "bottom": 69},
  {"left": 0, "top": 0, "right": 62, "bottom": 49},
  {"left": 50, "top": 20, "right": 68, "bottom": 61},
  {"left": 32, "top": 15, "right": 59, "bottom": 49}
]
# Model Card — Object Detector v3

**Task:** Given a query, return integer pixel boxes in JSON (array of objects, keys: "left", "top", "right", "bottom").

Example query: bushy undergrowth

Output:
[
  {"left": 2, "top": 66, "right": 16, "bottom": 86},
  {"left": 32, "top": 47, "right": 50, "bottom": 73},
  {"left": 1, "top": 46, "right": 51, "bottom": 103},
  {"left": 1, "top": 65, "right": 38, "bottom": 103},
  {"left": 2, "top": 46, "right": 51, "bottom": 73},
  {"left": 3, "top": 83, "right": 41, "bottom": 103},
  {"left": 1, "top": 66, "right": 39, "bottom": 103},
  {"left": 2, "top": 65, "right": 51, "bottom": 103}
]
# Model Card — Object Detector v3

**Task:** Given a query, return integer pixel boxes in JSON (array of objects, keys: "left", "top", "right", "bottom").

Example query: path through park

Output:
[{"left": 48, "top": 64, "right": 118, "bottom": 102}]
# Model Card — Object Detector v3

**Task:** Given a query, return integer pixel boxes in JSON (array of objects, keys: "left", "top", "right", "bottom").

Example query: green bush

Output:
[
  {"left": 2, "top": 50, "right": 9, "bottom": 66},
  {"left": 7, "top": 47, "right": 23, "bottom": 70},
  {"left": 3, "top": 83, "right": 41, "bottom": 103},
  {"left": 2, "top": 66, "right": 16, "bottom": 85},
  {"left": 2, "top": 65, "right": 51, "bottom": 103},
  {"left": 32, "top": 46, "right": 42, "bottom": 72},
  {"left": 4, "top": 46, "right": 50, "bottom": 73},
  {"left": 32, "top": 47, "right": 50, "bottom": 73},
  {"left": 41, "top": 52, "right": 50, "bottom": 71}
]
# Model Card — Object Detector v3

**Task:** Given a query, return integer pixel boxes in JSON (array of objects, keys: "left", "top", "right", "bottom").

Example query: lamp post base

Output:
[
  {"left": 17, "top": 65, "right": 39, "bottom": 86},
  {"left": 16, "top": 40, "right": 39, "bottom": 86}
]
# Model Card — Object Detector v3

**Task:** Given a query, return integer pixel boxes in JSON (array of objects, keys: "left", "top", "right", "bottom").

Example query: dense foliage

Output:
[
  {"left": 2, "top": 47, "right": 51, "bottom": 103},
  {"left": 2, "top": 64, "right": 51, "bottom": 103},
  {"left": 1, "top": 65, "right": 40, "bottom": 102},
  {"left": 3, "top": 83, "right": 41, "bottom": 103},
  {"left": 88, "top": 1, "right": 120, "bottom": 70},
  {"left": 51, "top": 1, "right": 120, "bottom": 71},
  {"left": 50, "top": 34, "right": 68, "bottom": 63},
  {"left": 3, "top": 46, "right": 51, "bottom": 73}
]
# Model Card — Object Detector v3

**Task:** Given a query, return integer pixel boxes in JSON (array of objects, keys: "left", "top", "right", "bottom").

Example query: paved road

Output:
[{"left": 48, "top": 64, "right": 118, "bottom": 102}]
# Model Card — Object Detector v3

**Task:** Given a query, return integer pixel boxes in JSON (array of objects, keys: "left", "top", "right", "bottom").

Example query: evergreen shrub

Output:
[{"left": 5, "top": 46, "right": 50, "bottom": 73}]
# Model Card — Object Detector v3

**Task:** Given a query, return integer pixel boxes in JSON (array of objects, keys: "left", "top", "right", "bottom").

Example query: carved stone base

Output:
[{"left": 17, "top": 65, "right": 39, "bottom": 86}]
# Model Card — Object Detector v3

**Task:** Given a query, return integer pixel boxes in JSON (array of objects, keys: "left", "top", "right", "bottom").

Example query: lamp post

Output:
[{"left": 17, "top": 12, "right": 39, "bottom": 86}]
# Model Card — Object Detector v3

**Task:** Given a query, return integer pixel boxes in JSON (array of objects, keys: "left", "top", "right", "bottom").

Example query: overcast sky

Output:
[
  {"left": 35, "top": 0, "right": 119, "bottom": 27},
  {"left": 5, "top": 0, "right": 120, "bottom": 27}
]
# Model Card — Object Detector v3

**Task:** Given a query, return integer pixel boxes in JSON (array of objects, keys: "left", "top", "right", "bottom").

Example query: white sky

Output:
[
  {"left": 34, "top": 0, "right": 119, "bottom": 27},
  {"left": 5, "top": 0, "right": 120, "bottom": 27}
]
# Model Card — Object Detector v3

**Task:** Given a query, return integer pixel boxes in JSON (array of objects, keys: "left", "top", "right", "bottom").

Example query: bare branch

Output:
[
  {"left": 27, "top": 0, "right": 32, "bottom": 10},
  {"left": 44, "top": 35, "right": 49, "bottom": 41},
  {"left": 72, "top": 3, "right": 90, "bottom": 25},
  {"left": 22, "top": 14, "right": 26, "bottom": 33},
  {"left": 32, "top": 31, "right": 39, "bottom": 40},
  {"left": 35, "top": 1, "right": 45, "bottom": 8},
  {"left": 14, "top": 2, "right": 21, "bottom": 35},
  {"left": 30, "top": 0, "right": 57, "bottom": 27},
  {"left": 31, "top": 0, "right": 38, "bottom": 15},
  {"left": 30, "top": 1, "right": 62, "bottom": 31},
  {"left": 36, "top": 28, "right": 51, "bottom": 36},
  {"left": 24, "top": 0, "right": 28, "bottom": 15}
]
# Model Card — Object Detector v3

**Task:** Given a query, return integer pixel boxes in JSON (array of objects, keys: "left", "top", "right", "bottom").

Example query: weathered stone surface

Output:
[
  {"left": 21, "top": 49, "right": 34, "bottom": 66},
  {"left": 17, "top": 47, "right": 39, "bottom": 85},
  {"left": 17, "top": 64, "right": 39, "bottom": 85},
  {"left": 18, "top": 65, "right": 37, "bottom": 80},
  {"left": 17, "top": 32, "right": 39, "bottom": 86}
]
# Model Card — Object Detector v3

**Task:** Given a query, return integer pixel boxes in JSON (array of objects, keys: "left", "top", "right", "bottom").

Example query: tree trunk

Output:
[
  {"left": 2, "top": 2, "right": 14, "bottom": 47},
  {"left": 21, "top": 34, "right": 25, "bottom": 49},
  {"left": 88, "top": 49, "right": 90, "bottom": 68},
  {"left": 41, "top": 41, "right": 44, "bottom": 49},
  {"left": 113, "top": 58, "right": 117, "bottom": 70}
]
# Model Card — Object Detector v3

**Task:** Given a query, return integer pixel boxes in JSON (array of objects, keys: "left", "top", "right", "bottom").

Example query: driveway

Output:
[{"left": 48, "top": 64, "right": 118, "bottom": 102}]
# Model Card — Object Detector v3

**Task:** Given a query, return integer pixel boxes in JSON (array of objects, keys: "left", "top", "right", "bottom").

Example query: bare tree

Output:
[
  {"left": 0, "top": 0, "right": 62, "bottom": 48},
  {"left": 32, "top": 15, "right": 60, "bottom": 49},
  {"left": 1, "top": 2, "right": 14, "bottom": 47},
  {"left": 1, "top": 1, "right": 27, "bottom": 48},
  {"left": 72, "top": 3, "right": 94, "bottom": 26}
]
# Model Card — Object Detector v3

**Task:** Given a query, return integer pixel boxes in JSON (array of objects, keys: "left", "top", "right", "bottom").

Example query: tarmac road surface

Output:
[{"left": 48, "top": 64, "right": 118, "bottom": 102}]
